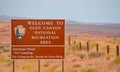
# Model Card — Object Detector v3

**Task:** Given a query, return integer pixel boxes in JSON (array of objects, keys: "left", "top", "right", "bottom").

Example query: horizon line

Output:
[{"left": 0, "top": 14, "right": 120, "bottom": 24}]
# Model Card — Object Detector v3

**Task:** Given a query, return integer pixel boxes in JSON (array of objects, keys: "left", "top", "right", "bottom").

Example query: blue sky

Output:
[{"left": 0, "top": 0, "right": 120, "bottom": 23}]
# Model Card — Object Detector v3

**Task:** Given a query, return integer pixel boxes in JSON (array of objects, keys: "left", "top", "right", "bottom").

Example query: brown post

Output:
[
  {"left": 96, "top": 44, "right": 99, "bottom": 52},
  {"left": 87, "top": 42, "right": 89, "bottom": 52},
  {"left": 79, "top": 42, "right": 82, "bottom": 51},
  {"left": 107, "top": 45, "right": 110, "bottom": 54},
  {"left": 38, "top": 60, "right": 40, "bottom": 72},
  {"left": 13, "top": 60, "right": 15, "bottom": 72},
  {"left": 116, "top": 45, "right": 119, "bottom": 56},
  {"left": 68, "top": 36, "right": 70, "bottom": 45},
  {"left": 62, "top": 60, "right": 64, "bottom": 72}
]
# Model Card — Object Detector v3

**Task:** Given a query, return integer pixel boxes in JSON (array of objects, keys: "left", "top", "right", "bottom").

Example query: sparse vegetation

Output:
[
  {"left": 5, "top": 60, "right": 13, "bottom": 66},
  {"left": 79, "top": 53, "right": 86, "bottom": 59},
  {"left": 0, "top": 55, "right": 12, "bottom": 66},
  {"left": 23, "top": 60, "right": 37, "bottom": 72},
  {"left": 0, "top": 56, "right": 5, "bottom": 62},
  {"left": 72, "top": 64, "right": 81, "bottom": 68},
  {"left": 0, "top": 34, "right": 120, "bottom": 72},
  {"left": 0, "top": 45, "right": 4, "bottom": 49},
  {"left": 65, "top": 68, "right": 77, "bottom": 72},
  {"left": 49, "top": 65, "right": 58, "bottom": 72},
  {"left": 111, "top": 38, "right": 120, "bottom": 44},
  {"left": 89, "top": 41, "right": 97, "bottom": 49},
  {"left": 43, "top": 60, "right": 53, "bottom": 67},
  {"left": 69, "top": 42, "right": 79, "bottom": 51},
  {"left": 88, "top": 52, "right": 104, "bottom": 58},
  {"left": 81, "top": 43, "right": 87, "bottom": 51},
  {"left": 81, "top": 66, "right": 98, "bottom": 72},
  {"left": 114, "top": 56, "right": 120, "bottom": 64},
  {"left": 112, "top": 57, "right": 120, "bottom": 72}
]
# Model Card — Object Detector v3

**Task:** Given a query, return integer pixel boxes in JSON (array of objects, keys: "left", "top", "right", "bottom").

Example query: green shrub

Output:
[
  {"left": 89, "top": 41, "right": 97, "bottom": 49},
  {"left": 81, "top": 66, "right": 98, "bottom": 72},
  {"left": 0, "top": 56, "right": 12, "bottom": 66},
  {"left": 5, "top": 60, "right": 13, "bottom": 66},
  {"left": 111, "top": 38, "right": 120, "bottom": 44},
  {"left": 69, "top": 42, "right": 79, "bottom": 51},
  {"left": 79, "top": 53, "right": 86, "bottom": 59},
  {"left": 0, "top": 56, "right": 5, "bottom": 62},
  {"left": 114, "top": 56, "right": 120, "bottom": 64},
  {"left": 0, "top": 46, "right": 4, "bottom": 49}
]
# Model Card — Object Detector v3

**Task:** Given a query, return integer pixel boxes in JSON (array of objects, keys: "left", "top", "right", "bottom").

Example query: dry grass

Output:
[{"left": 0, "top": 34, "right": 120, "bottom": 72}]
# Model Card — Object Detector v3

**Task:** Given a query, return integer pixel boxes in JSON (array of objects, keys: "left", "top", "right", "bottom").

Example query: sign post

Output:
[
  {"left": 11, "top": 19, "right": 65, "bottom": 72},
  {"left": 38, "top": 60, "right": 40, "bottom": 72},
  {"left": 12, "top": 60, "right": 15, "bottom": 72},
  {"left": 62, "top": 60, "right": 64, "bottom": 72}
]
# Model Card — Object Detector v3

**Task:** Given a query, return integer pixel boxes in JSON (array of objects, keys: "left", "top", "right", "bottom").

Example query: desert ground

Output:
[{"left": 0, "top": 21, "right": 120, "bottom": 72}]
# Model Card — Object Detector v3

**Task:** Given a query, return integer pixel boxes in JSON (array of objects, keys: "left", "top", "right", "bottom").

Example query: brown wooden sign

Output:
[{"left": 11, "top": 19, "right": 65, "bottom": 59}]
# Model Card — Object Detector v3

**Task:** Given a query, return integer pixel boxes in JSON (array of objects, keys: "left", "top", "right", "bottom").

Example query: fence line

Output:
[
  {"left": 69, "top": 40, "right": 119, "bottom": 56},
  {"left": 9, "top": 36, "right": 120, "bottom": 72}
]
